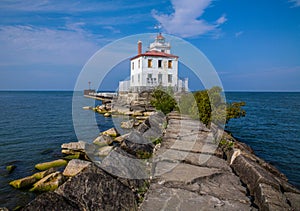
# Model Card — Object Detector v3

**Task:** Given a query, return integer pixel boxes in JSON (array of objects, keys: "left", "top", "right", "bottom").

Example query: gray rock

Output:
[
  {"left": 30, "top": 172, "right": 65, "bottom": 192},
  {"left": 93, "top": 134, "right": 114, "bottom": 146},
  {"left": 284, "top": 192, "right": 300, "bottom": 209},
  {"left": 154, "top": 162, "right": 220, "bottom": 184},
  {"left": 121, "top": 119, "right": 135, "bottom": 129},
  {"left": 136, "top": 122, "right": 149, "bottom": 133},
  {"left": 61, "top": 141, "right": 86, "bottom": 151},
  {"left": 63, "top": 159, "right": 91, "bottom": 177},
  {"left": 140, "top": 186, "right": 253, "bottom": 211},
  {"left": 113, "top": 133, "right": 130, "bottom": 143},
  {"left": 56, "top": 164, "right": 138, "bottom": 211},
  {"left": 121, "top": 131, "right": 154, "bottom": 158},
  {"left": 22, "top": 191, "right": 79, "bottom": 211},
  {"left": 101, "top": 127, "right": 120, "bottom": 137},
  {"left": 231, "top": 155, "right": 281, "bottom": 194},
  {"left": 253, "top": 183, "right": 290, "bottom": 210},
  {"left": 100, "top": 147, "right": 150, "bottom": 179},
  {"left": 98, "top": 146, "right": 114, "bottom": 157},
  {"left": 144, "top": 112, "right": 165, "bottom": 129}
]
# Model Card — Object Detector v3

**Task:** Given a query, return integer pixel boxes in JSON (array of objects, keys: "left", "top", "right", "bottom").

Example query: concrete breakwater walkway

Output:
[
  {"left": 140, "top": 112, "right": 255, "bottom": 210},
  {"left": 140, "top": 112, "right": 300, "bottom": 210},
  {"left": 16, "top": 111, "right": 299, "bottom": 210}
]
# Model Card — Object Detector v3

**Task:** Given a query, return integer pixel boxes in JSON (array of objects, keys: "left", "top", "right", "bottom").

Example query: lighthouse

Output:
[{"left": 119, "top": 33, "right": 188, "bottom": 92}]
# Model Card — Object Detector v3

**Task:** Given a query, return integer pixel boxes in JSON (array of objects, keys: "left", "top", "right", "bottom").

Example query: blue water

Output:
[
  {"left": 225, "top": 92, "right": 300, "bottom": 189},
  {"left": 0, "top": 91, "right": 118, "bottom": 209},
  {"left": 0, "top": 91, "right": 299, "bottom": 208}
]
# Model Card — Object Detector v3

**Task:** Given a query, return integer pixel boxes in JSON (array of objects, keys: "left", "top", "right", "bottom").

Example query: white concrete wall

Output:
[
  {"left": 119, "top": 80, "right": 130, "bottom": 92},
  {"left": 138, "top": 56, "right": 178, "bottom": 88}
]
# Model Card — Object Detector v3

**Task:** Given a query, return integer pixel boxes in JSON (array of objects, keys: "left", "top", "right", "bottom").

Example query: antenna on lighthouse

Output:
[
  {"left": 88, "top": 81, "right": 91, "bottom": 90},
  {"left": 154, "top": 24, "right": 162, "bottom": 33}
]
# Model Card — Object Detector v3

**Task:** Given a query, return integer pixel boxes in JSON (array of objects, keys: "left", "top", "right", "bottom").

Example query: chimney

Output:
[{"left": 138, "top": 40, "right": 142, "bottom": 55}]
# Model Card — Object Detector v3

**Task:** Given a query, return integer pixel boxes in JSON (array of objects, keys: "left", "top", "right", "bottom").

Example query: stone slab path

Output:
[{"left": 140, "top": 112, "right": 256, "bottom": 211}]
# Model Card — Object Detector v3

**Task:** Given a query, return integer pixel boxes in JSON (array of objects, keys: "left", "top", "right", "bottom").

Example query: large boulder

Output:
[
  {"left": 121, "top": 119, "right": 135, "bottom": 129},
  {"left": 136, "top": 122, "right": 149, "bottom": 133},
  {"left": 101, "top": 127, "right": 120, "bottom": 137},
  {"left": 231, "top": 155, "right": 280, "bottom": 194},
  {"left": 63, "top": 159, "right": 91, "bottom": 177},
  {"left": 9, "top": 175, "right": 38, "bottom": 189},
  {"left": 114, "top": 133, "right": 130, "bottom": 144},
  {"left": 32, "top": 168, "right": 56, "bottom": 180},
  {"left": 61, "top": 141, "right": 86, "bottom": 152},
  {"left": 22, "top": 192, "right": 79, "bottom": 211},
  {"left": 121, "top": 131, "right": 154, "bottom": 159},
  {"left": 30, "top": 172, "right": 65, "bottom": 192},
  {"left": 98, "top": 146, "right": 114, "bottom": 157},
  {"left": 9, "top": 168, "right": 56, "bottom": 189},
  {"left": 93, "top": 135, "right": 114, "bottom": 146},
  {"left": 56, "top": 164, "right": 138, "bottom": 210}
]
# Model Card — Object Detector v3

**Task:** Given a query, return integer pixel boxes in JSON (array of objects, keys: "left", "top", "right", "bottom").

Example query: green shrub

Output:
[
  {"left": 150, "top": 87, "right": 177, "bottom": 114},
  {"left": 177, "top": 86, "right": 246, "bottom": 126}
]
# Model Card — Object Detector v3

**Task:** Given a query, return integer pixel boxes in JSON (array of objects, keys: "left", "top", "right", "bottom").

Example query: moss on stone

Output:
[
  {"left": 32, "top": 168, "right": 56, "bottom": 180},
  {"left": 9, "top": 175, "right": 38, "bottom": 189},
  {"left": 63, "top": 152, "right": 81, "bottom": 160},
  {"left": 30, "top": 172, "right": 64, "bottom": 192},
  {"left": 35, "top": 159, "right": 67, "bottom": 171},
  {"left": 6, "top": 165, "right": 16, "bottom": 173}
]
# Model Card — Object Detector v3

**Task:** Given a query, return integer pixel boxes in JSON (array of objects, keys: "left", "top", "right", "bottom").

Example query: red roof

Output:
[
  {"left": 130, "top": 50, "right": 178, "bottom": 60},
  {"left": 157, "top": 33, "right": 165, "bottom": 40}
]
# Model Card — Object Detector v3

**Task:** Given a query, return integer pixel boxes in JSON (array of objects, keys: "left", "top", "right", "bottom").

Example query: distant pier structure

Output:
[{"left": 83, "top": 81, "right": 96, "bottom": 95}]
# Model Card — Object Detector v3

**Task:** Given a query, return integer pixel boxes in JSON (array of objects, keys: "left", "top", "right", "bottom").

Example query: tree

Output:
[
  {"left": 226, "top": 101, "right": 246, "bottom": 122},
  {"left": 150, "top": 87, "right": 177, "bottom": 114},
  {"left": 178, "top": 86, "right": 246, "bottom": 126},
  {"left": 150, "top": 86, "right": 246, "bottom": 125}
]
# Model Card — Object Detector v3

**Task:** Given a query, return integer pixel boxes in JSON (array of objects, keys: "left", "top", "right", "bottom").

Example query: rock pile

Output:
[
  {"left": 17, "top": 112, "right": 166, "bottom": 210},
  {"left": 8, "top": 111, "right": 299, "bottom": 210},
  {"left": 220, "top": 132, "right": 300, "bottom": 210},
  {"left": 140, "top": 112, "right": 255, "bottom": 210},
  {"left": 140, "top": 112, "right": 300, "bottom": 210}
]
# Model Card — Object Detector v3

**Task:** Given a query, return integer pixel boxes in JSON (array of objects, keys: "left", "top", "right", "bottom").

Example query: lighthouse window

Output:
[
  {"left": 132, "top": 75, "right": 134, "bottom": 83},
  {"left": 158, "top": 60, "right": 162, "bottom": 68},
  {"left": 138, "top": 74, "right": 140, "bottom": 83},
  {"left": 148, "top": 59, "right": 153, "bottom": 68},
  {"left": 132, "top": 62, "right": 134, "bottom": 70},
  {"left": 168, "top": 60, "right": 172, "bottom": 68},
  {"left": 158, "top": 73, "right": 162, "bottom": 84},
  {"left": 168, "top": 74, "right": 172, "bottom": 83},
  {"left": 138, "top": 60, "right": 140, "bottom": 68}
]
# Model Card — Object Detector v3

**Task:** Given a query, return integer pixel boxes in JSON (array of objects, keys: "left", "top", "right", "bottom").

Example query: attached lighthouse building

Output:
[{"left": 119, "top": 34, "right": 188, "bottom": 92}]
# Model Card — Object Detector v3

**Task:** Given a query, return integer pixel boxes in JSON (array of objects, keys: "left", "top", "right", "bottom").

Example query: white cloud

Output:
[
  {"left": 235, "top": 31, "right": 244, "bottom": 38},
  {"left": 216, "top": 14, "right": 227, "bottom": 25},
  {"left": 289, "top": 0, "right": 300, "bottom": 7},
  {"left": 152, "top": 0, "right": 227, "bottom": 38},
  {"left": 103, "top": 26, "right": 121, "bottom": 34},
  {"left": 0, "top": 25, "right": 101, "bottom": 66}
]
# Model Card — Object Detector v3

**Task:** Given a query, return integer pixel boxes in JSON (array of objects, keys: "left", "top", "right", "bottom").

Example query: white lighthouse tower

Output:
[{"left": 118, "top": 33, "right": 188, "bottom": 92}]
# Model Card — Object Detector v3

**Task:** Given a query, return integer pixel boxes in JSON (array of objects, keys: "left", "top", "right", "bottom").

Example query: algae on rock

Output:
[{"left": 35, "top": 159, "right": 67, "bottom": 171}]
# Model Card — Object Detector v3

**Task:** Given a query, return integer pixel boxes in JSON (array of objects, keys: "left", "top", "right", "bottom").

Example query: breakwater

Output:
[
  {"left": 9, "top": 111, "right": 299, "bottom": 210},
  {"left": 1, "top": 91, "right": 300, "bottom": 210},
  {"left": 141, "top": 112, "right": 300, "bottom": 210}
]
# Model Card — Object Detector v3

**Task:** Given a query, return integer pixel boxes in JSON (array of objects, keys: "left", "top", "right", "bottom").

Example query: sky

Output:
[{"left": 0, "top": 0, "right": 299, "bottom": 91}]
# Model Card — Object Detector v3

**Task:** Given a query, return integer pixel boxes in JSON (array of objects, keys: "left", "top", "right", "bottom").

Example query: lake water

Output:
[{"left": 0, "top": 91, "right": 299, "bottom": 209}]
